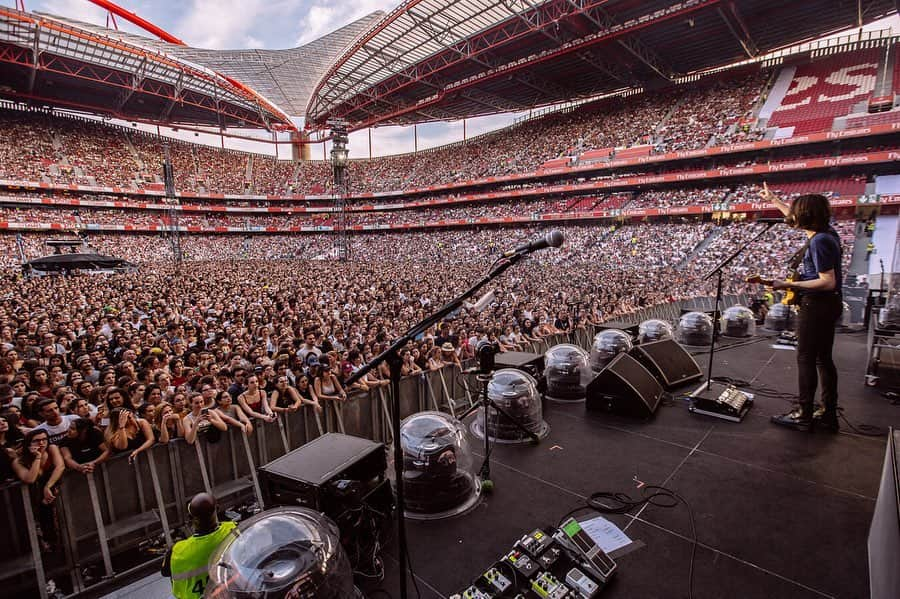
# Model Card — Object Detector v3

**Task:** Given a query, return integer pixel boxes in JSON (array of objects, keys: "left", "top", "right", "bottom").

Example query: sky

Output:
[{"left": 9, "top": 1, "right": 900, "bottom": 159}]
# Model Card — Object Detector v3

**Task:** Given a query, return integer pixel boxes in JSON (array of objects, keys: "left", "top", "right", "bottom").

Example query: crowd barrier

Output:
[{"left": 1, "top": 295, "right": 758, "bottom": 598}]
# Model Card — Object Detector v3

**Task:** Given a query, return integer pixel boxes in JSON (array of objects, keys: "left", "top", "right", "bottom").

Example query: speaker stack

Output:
[{"left": 586, "top": 327, "right": 703, "bottom": 418}]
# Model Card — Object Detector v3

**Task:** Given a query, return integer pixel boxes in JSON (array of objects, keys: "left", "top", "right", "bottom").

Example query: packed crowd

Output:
[
  {"left": 0, "top": 207, "right": 332, "bottom": 229},
  {"left": 628, "top": 187, "right": 729, "bottom": 209},
  {"left": 0, "top": 213, "right": 861, "bottom": 555},
  {"left": 0, "top": 68, "right": 771, "bottom": 196}
]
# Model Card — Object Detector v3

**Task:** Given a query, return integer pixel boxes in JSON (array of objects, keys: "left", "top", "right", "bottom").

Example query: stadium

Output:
[{"left": 1, "top": 0, "right": 900, "bottom": 597}]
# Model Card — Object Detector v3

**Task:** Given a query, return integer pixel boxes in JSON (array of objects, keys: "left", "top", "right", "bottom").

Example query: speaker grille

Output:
[
  {"left": 586, "top": 353, "right": 663, "bottom": 418},
  {"left": 632, "top": 339, "right": 703, "bottom": 389}
]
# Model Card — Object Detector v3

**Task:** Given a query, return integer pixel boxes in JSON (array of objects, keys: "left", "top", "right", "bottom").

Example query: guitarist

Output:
[{"left": 754, "top": 185, "right": 843, "bottom": 432}]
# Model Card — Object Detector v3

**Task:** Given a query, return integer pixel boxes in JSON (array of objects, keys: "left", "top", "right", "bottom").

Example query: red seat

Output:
[{"left": 769, "top": 49, "right": 881, "bottom": 134}]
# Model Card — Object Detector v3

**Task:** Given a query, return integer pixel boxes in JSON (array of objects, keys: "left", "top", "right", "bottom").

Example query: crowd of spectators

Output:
[
  {"left": 0, "top": 67, "right": 773, "bottom": 195},
  {"left": 628, "top": 187, "right": 729, "bottom": 209},
  {"left": 0, "top": 211, "right": 862, "bottom": 556},
  {"left": 656, "top": 72, "right": 767, "bottom": 152}
]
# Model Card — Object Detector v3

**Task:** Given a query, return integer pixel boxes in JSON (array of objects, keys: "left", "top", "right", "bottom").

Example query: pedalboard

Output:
[
  {"left": 505, "top": 549, "right": 540, "bottom": 578},
  {"left": 451, "top": 526, "right": 612, "bottom": 598},
  {"left": 519, "top": 529, "right": 554, "bottom": 556}
]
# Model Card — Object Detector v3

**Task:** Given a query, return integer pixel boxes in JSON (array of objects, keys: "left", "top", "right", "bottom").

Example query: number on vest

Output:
[{"left": 191, "top": 576, "right": 208, "bottom": 595}]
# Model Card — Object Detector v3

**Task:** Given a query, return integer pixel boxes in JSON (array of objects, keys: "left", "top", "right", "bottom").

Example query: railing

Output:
[{"left": 0, "top": 295, "right": 752, "bottom": 597}]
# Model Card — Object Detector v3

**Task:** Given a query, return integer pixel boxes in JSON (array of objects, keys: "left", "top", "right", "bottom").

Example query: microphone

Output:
[
  {"left": 501, "top": 230, "right": 564, "bottom": 258},
  {"left": 756, "top": 217, "right": 787, "bottom": 224}
]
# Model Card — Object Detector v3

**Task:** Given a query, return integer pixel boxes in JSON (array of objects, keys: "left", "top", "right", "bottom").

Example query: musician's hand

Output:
[
  {"left": 746, "top": 274, "right": 773, "bottom": 286},
  {"left": 771, "top": 280, "right": 791, "bottom": 290},
  {"left": 759, "top": 181, "right": 776, "bottom": 203}
]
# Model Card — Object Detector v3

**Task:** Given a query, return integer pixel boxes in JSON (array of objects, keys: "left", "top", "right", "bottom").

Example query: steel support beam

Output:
[
  {"left": 718, "top": 2, "right": 759, "bottom": 59},
  {"left": 313, "top": 0, "right": 717, "bottom": 129},
  {"left": 586, "top": 3, "right": 675, "bottom": 82},
  {"left": 115, "top": 54, "right": 146, "bottom": 112},
  {"left": 26, "top": 20, "right": 37, "bottom": 95},
  {"left": 343, "top": 0, "right": 717, "bottom": 130},
  {"left": 309, "top": 0, "right": 605, "bottom": 123}
]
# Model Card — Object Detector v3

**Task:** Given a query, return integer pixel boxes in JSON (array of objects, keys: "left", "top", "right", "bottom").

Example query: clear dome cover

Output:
[
  {"left": 590, "top": 329, "right": 633, "bottom": 372},
  {"left": 544, "top": 343, "right": 592, "bottom": 401},
  {"left": 764, "top": 303, "right": 796, "bottom": 331},
  {"left": 207, "top": 507, "right": 360, "bottom": 599},
  {"left": 398, "top": 411, "right": 480, "bottom": 519},
  {"left": 637, "top": 319, "right": 674, "bottom": 344},
  {"left": 676, "top": 311, "right": 713, "bottom": 346},
  {"left": 721, "top": 305, "right": 756, "bottom": 338},
  {"left": 471, "top": 369, "right": 549, "bottom": 443}
]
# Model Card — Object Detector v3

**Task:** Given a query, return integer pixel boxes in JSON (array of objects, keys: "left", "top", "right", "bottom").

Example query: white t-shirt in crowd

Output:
[{"left": 35, "top": 414, "right": 80, "bottom": 445}]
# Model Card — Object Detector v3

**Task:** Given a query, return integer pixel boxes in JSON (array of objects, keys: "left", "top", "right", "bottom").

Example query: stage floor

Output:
[{"left": 372, "top": 329, "right": 897, "bottom": 599}]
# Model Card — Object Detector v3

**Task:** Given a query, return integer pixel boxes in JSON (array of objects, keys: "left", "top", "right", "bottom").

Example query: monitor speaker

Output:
[
  {"left": 586, "top": 353, "right": 664, "bottom": 418},
  {"left": 631, "top": 339, "right": 703, "bottom": 390}
]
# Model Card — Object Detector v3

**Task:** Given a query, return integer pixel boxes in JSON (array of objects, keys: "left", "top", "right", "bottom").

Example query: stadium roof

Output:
[
  {"left": 306, "top": 0, "right": 899, "bottom": 130},
  {"left": 0, "top": 6, "right": 382, "bottom": 130}
]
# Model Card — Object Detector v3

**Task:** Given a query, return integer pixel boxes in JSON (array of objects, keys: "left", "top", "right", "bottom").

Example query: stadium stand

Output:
[{"left": 768, "top": 48, "right": 882, "bottom": 134}]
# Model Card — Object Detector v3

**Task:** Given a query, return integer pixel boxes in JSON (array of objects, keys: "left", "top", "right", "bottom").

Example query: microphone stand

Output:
[
  {"left": 344, "top": 250, "right": 531, "bottom": 599},
  {"left": 691, "top": 221, "right": 777, "bottom": 396}
]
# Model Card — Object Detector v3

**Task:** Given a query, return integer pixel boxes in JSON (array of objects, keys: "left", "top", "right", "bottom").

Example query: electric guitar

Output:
[
  {"left": 746, "top": 238, "right": 810, "bottom": 306},
  {"left": 745, "top": 273, "right": 798, "bottom": 305}
]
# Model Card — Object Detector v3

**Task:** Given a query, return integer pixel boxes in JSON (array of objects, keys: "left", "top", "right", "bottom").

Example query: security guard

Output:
[{"left": 162, "top": 493, "right": 236, "bottom": 598}]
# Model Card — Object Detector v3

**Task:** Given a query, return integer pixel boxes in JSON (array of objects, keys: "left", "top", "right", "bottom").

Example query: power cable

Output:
[{"left": 557, "top": 484, "right": 697, "bottom": 599}]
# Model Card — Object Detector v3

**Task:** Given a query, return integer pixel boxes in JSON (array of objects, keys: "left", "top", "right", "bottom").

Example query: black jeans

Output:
[{"left": 796, "top": 293, "right": 842, "bottom": 414}]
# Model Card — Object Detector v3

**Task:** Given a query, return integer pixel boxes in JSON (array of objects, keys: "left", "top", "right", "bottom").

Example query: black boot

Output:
[
  {"left": 771, "top": 406, "right": 813, "bottom": 431},
  {"left": 813, "top": 405, "right": 840, "bottom": 433}
]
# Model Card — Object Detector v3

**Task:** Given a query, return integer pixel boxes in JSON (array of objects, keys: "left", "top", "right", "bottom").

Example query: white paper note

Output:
[{"left": 580, "top": 515, "right": 633, "bottom": 554}]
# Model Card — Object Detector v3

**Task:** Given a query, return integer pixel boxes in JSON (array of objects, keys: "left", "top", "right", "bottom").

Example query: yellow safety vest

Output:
[{"left": 170, "top": 521, "right": 237, "bottom": 599}]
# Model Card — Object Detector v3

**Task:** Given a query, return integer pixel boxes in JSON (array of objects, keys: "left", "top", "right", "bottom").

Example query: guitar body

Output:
[
  {"left": 782, "top": 271, "right": 799, "bottom": 306},
  {"left": 746, "top": 272, "right": 800, "bottom": 305},
  {"left": 748, "top": 239, "right": 809, "bottom": 306}
]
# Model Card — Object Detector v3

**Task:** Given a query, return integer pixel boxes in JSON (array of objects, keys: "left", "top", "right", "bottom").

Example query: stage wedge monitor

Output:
[
  {"left": 586, "top": 353, "right": 664, "bottom": 418},
  {"left": 630, "top": 338, "right": 703, "bottom": 390}
]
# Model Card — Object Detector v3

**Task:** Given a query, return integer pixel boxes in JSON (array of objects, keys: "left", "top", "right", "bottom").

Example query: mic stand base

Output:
[{"left": 458, "top": 372, "right": 542, "bottom": 492}]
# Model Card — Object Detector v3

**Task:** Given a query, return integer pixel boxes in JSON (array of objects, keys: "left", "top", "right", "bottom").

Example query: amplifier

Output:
[
  {"left": 258, "top": 433, "right": 392, "bottom": 573},
  {"left": 259, "top": 433, "right": 388, "bottom": 512},
  {"left": 495, "top": 351, "right": 545, "bottom": 379}
]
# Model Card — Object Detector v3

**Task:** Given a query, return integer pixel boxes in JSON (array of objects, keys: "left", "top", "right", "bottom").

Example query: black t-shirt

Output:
[
  {"left": 800, "top": 229, "right": 842, "bottom": 296},
  {"left": 61, "top": 427, "right": 105, "bottom": 464},
  {"left": 297, "top": 385, "right": 314, "bottom": 402},
  {"left": 0, "top": 448, "right": 15, "bottom": 482},
  {"left": 227, "top": 383, "right": 245, "bottom": 402}
]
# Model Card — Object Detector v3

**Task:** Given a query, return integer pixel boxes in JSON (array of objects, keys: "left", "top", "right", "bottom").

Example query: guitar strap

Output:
[{"left": 788, "top": 238, "right": 812, "bottom": 272}]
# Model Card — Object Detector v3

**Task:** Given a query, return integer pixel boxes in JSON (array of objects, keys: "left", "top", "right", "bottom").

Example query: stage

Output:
[{"left": 373, "top": 329, "right": 896, "bottom": 599}]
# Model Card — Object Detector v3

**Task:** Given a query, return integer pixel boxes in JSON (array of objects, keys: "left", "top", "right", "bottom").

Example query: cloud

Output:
[
  {"left": 33, "top": 0, "right": 156, "bottom": 37},
  {"left": 296, "top": 0, "right": 396, "bottom": 46},
  {"left": 173, "top": 0, "right": 261, "bottom": 49},
  {"left": 35, "top": 0, "right": 107, "bottom": 23}
]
